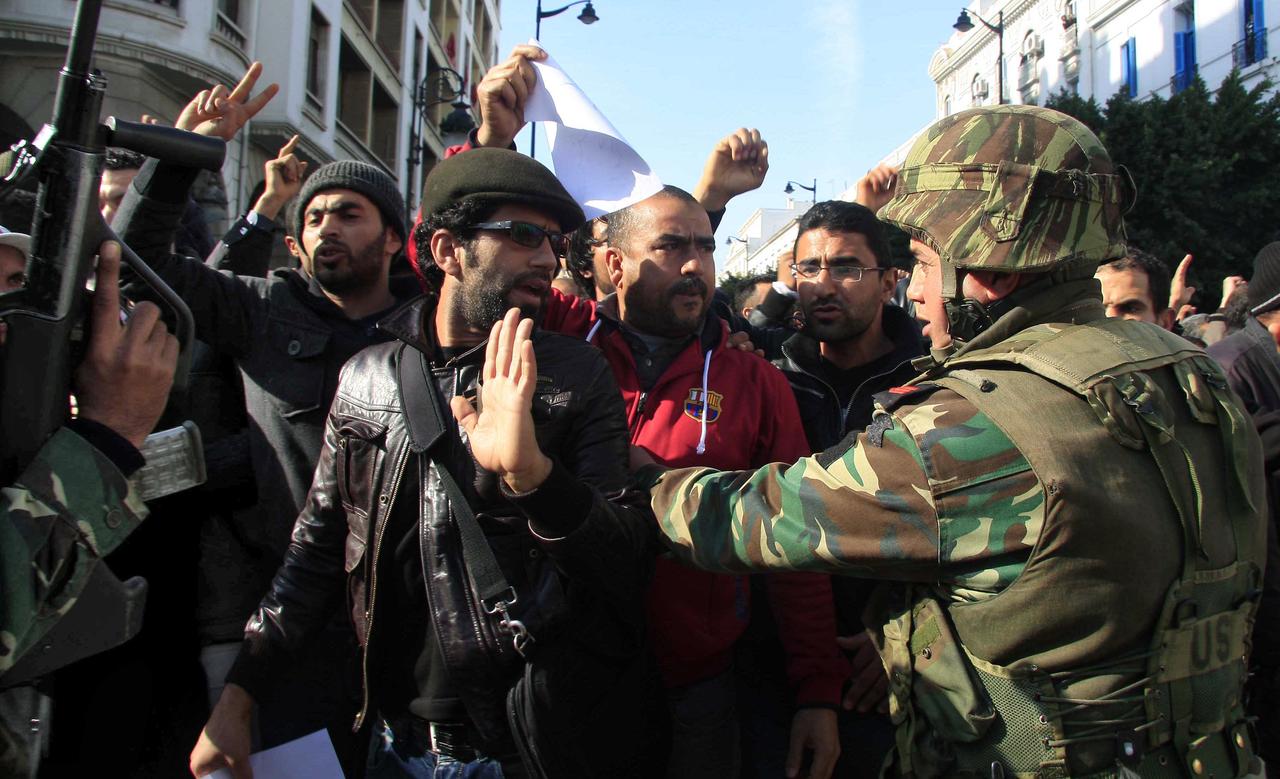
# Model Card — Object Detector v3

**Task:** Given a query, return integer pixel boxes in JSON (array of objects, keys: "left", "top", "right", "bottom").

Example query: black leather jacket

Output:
[{"left": 226, "top": 294, "right": 654, "bottom": 750}]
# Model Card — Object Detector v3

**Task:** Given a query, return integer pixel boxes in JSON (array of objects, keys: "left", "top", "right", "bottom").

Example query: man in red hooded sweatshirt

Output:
[{"left": 432, "top": 46, "right": 846, "bottom": 778}]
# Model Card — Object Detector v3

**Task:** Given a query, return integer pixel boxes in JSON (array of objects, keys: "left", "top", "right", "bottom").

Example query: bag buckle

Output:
[{"left": 483, "top": 588, "right": 534, "bottom": 657}]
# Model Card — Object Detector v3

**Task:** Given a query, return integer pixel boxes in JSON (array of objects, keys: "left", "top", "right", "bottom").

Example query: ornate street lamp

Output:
[
  {"left": 783, "top": 179, "right": 817, "bottom": 202},
  {"left": 953, "top": 8, "right": 1006, "bottom": 105},
  {"left": 406, "top": 67, "right": 473, "bottom": 216},
  {"left": 531, "top": 0, "right": 600, "bottom": 157}
]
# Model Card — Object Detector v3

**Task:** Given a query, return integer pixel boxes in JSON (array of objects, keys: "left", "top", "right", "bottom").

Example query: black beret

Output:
[{"left": 421, "top": 148, "right": 585, "bottom": 233}]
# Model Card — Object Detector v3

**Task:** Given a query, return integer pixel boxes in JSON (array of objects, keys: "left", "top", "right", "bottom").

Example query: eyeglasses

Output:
[
  {"left": 791, "top": 260, "right": 892, "bottom": 282},
  {"left": 469, "top": 221, "right": 569, "bottom": 256}
]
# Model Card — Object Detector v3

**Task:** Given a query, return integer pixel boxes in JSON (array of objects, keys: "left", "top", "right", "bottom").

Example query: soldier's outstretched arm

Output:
[{"left": 640, "top": 388, "right": 1045, "bottom": 590}]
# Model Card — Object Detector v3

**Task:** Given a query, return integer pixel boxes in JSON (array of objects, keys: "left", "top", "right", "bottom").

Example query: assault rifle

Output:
[{"left": 0, "top": 0, "right": 225, "bottom": 684}]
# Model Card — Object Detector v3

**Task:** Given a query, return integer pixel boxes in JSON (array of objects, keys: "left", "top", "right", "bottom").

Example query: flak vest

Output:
[{"left": 876, "top": 316, "right": 1267, "bottom": 778}]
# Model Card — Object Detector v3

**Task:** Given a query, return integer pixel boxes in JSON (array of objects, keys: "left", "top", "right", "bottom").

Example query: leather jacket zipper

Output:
[{"left": 353, "top": 441, "right": 411, "bottom": 730}]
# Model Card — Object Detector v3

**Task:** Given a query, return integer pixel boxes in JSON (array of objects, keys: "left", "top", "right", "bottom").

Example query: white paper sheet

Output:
[
  {"left": 206, "top": 730, "right": 343, "bottom": 779},
  {"left": 523, "top": 42, "right": 663, "bottom": 218}
]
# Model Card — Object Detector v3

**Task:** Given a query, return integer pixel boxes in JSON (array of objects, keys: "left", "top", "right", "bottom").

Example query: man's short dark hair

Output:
[
  {"left": 1099, "top": 247, "right": 1171, "bottom": 313},
  {"left": 793, "top": 200, "right": 893, "bottom": 268},
  {"left": 733, "top": 274, "right": 773, "bottom": 314},
  {"left": 105, "top": 148, "right": 146, "bottom": 171},
  {"left": 605, "top": 185, "right": 699, "bottom": 249},
  {"left": 413, "top": 198, "right": 498, "bottom": 290},
  {"left": 565, "top": 216, "right": 606, "bottom": 299}
]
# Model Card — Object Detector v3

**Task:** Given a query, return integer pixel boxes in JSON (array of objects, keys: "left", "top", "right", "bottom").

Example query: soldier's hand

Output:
[
  {"left": 190, "top": 683, "right": 254, "bottom": 778},
  {"left": 451, "top": 308, "right": 553, "bottom": 493},
  {"left": 854, "top": 164, "right": 899, "bottom": 215},
  {"left": 74, "top": 241, "right": 178, "bottom": 449},
  {"left": 254, "top": 134, "right": 308, "bottom": 220},
  {"left": 837, "top": 631, "right": 890, "bottom": 714},
  {"left": 693, "top": 128, "right": 770, "bottom": 213},
  {"left": 176, "top": 61, "right": 278, "bottom": 142},
  {"left": 786, "top": 707, "right": 839, "bottom": 779},
  {"left": 474, "top": 45, "right": 546, "bottom": 149},
  {"left": 725, "top": 329, "right": 763, "bottom": 357}
]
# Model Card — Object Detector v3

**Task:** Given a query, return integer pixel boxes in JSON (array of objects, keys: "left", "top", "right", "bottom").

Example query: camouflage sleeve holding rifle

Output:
[
  {"left": 642, "top": 386, "right": 1046, "bottom": 600},
  {"left": 0, "top": 427, "right": 148, "bottom": 674}
]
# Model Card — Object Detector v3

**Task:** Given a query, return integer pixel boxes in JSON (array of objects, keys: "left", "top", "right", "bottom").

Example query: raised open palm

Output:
[{"left": 451, "top": 308, "right": 551, "bottom": 492}]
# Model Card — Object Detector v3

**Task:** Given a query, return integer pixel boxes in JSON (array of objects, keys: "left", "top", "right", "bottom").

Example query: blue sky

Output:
[{"left": 498, "top": 0, "right": 965, "bottom": 244}]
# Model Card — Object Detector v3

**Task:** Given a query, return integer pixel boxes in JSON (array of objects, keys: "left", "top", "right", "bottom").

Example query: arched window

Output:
[
  {"left": 971, "top": 73, "right": 990, "bottom": 104},
  {"left": 944, "top": 95, "right": 953, "bottom": 115}
]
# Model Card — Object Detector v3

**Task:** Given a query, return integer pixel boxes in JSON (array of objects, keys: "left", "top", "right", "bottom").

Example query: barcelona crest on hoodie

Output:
[{"left": 683, "top": 388, "right": 723, "bottom": 423}]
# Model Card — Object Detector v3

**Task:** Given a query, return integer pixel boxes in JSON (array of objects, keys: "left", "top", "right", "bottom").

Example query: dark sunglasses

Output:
[{"left": 469, "top": 221, "right": 569, "bottom": 256}]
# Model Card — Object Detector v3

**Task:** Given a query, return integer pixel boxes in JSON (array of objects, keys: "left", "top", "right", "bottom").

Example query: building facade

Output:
[
  {"left": 0, "top": 0, "right": 499, "bottom": 231},
  {"left": 720, "top": 199, "right": 814, "bottom": 279},
  {"left": 931, "top": 0, "right": 1277, "bottom": 116}
]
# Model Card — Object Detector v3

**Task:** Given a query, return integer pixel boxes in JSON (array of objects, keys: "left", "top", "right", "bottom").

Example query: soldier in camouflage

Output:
[
  {"left": 626, "top": 106, "right": 1267, "bottom": 777},
  {"left": 466, "top": 104, "right": 1267, "bottom": 777},
  {"left": 1, "top": 241, "right": 178, "bottom": 776}
]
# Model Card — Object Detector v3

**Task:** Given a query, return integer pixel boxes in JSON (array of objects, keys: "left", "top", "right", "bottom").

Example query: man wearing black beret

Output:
[{"left": 193, "top": 147, "right": 656, "bottom": 779}]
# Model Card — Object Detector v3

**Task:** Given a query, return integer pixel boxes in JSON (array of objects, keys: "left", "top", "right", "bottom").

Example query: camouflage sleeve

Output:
[
  {"left": 646, "top": 388, "right": 1045, "bottom": 594},
  {"left": 0, "top": 427, "right": 148, "bottom": 673}
]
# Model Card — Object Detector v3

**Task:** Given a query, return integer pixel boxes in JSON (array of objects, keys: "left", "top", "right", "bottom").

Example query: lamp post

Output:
[
  {"left": 725, "top": 235, "right": 748, "bottom": 247},
  {"left": 406, "top": 67, "right": 474, "bottom": 217},
  {"left": 531, "top": 0, "right": 599, "bottom": 158},
  {"left": 953, "top": 8, "right": 1005, "bottom": 105},
  {"left": 783, "top": 179, "right": 817, "bottom": 203}
]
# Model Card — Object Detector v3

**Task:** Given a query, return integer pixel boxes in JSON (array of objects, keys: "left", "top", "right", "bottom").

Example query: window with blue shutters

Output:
[
  {"left": 1121, "top": 37, "right": 1138, "bottom": 97},
  {"left": 1174, "top": 4, "right": 1197, "bottom": 94},
  {"left": 1174, "top": 32, "right": 1196, "bottom": 92},
  {"left": 1244, "top": 0, "right": 1267, "bottom": 65}
]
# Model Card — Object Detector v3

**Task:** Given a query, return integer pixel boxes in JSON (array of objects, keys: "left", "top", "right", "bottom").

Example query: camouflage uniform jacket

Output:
[
  {"left": 642, "top": 281, "right": 1267, "bottom": 775},
  {"left": 1, "top": 427, "right": 147, "bottom": 676},
  {"left": 1, "top": 427, "right": 147, "bottom": 778}
]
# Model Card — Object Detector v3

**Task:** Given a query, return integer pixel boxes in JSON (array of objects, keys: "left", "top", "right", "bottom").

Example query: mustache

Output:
[
  {"left": 667, "top": 277, "right": 709, "bottom": 298},
  {"left": 312, "top": 240, "right": 351, "bottom": 258}
]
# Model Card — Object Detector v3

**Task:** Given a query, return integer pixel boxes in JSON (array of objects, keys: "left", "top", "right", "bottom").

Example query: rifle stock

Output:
[
  {"left": 0, "top": 0, "right": 224, "bottom": 483},
  {"left": 0, "top": 0, "right": 225, "bottom": 681}
]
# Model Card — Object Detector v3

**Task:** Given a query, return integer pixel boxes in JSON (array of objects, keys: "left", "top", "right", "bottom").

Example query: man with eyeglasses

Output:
[
  {"left": 766, "top": 200, "right": 924, "bottom": 776},
  {"left": 780, "top": 201, "right": 923, "bottom": 455},
  {"left": 192, "top": 146, "right": 655, "bottom": 779}
]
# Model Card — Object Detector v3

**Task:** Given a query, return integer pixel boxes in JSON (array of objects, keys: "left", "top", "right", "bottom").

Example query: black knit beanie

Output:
[
  {"left": 292, "top": 160, "right": 406, "bottom": 243},
  {"left": 1248, "top": 242, "right": 1280, "bottom": 315}
]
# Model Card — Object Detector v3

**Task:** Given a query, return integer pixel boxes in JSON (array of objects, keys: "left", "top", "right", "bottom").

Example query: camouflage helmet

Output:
[{"left": 879, "top": 105, "right": 1134, "bottom": 276}]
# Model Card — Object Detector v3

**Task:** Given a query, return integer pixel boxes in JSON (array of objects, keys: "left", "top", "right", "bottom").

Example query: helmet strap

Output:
[{"left": 940, "top": 261, "right": 996, "bottom": 343}]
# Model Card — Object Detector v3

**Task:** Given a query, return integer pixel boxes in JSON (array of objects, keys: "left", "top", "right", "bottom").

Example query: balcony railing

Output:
[
  {"left": 214, "top": 10, "right": 247, "bottom": 50},
  {"left": 1233, "top": 35, "right": 1268, "bottom": 69}
]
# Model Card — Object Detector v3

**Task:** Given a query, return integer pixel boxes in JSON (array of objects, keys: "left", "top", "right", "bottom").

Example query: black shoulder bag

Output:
[{"left": 398, "top": 344, "right": 649, "bottom": 779}]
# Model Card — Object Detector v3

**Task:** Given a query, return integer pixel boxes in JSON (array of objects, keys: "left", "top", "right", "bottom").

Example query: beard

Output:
[
  {"left": 457, "top": 257, "right": 550, "bottom": 331},
  {"left": 800, "top": 295, "right": 876, "bottom": 343},
  {"left": 308, "top": 234, "right": 386, "bottom": 295},
  {"left": 623, "top": 274, "right": 709, "bottom": 338}
]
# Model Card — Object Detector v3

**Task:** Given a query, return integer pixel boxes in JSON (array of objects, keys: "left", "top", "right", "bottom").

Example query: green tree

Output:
[{"left": 1047, "top": 71, "right": 1280, "bottom": 311}]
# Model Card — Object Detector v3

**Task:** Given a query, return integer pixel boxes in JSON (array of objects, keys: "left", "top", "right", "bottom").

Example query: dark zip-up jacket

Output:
[
  {"left": 225, "top": 294, "right": 654, "bottom": 766},
  {"left": 114, "top": 160, "right": 421, "bottom": 556},
  {"left": 775, "top": 303, "right": 924, "bottom": 452}
]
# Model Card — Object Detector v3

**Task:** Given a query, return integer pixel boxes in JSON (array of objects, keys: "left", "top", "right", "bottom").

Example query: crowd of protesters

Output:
[{"left": 1, "top": 43, "right": 1278, "bottom": 779}]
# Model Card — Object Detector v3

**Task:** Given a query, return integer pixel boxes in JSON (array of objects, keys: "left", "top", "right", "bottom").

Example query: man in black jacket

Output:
[
  {"left": 748, "top": 200, "right": 922, "bottom": 777},
  {"left": 1206, "top": 240, "right": 1280, "bottom": 768},
  {"left": 775, "top": 201, "right": 922, "bottom": 454},
  {"left": 191, "top": 148, "right": 653, "bottom": 779}
]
